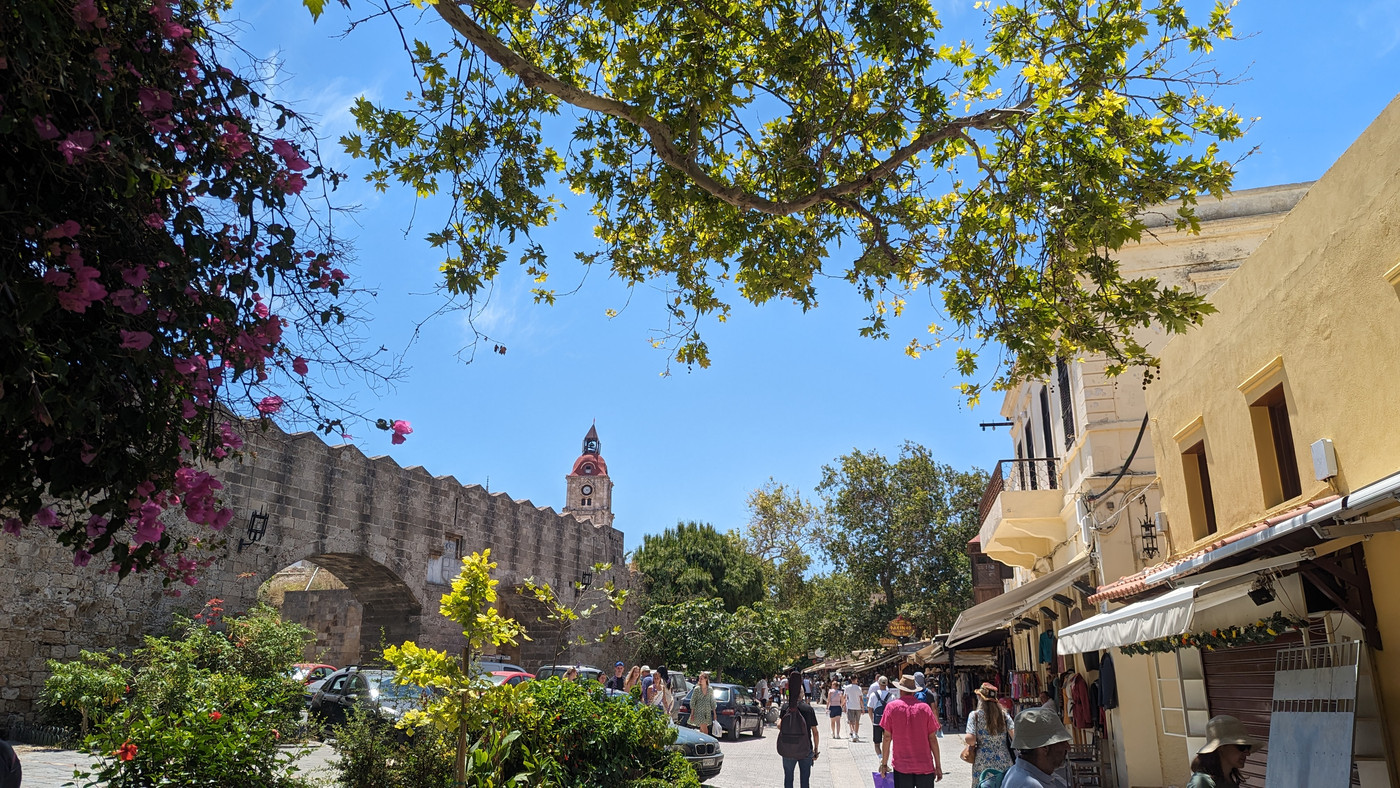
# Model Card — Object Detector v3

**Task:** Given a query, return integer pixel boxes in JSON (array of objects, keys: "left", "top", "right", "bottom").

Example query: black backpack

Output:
[
  {"left": 870, "top": 689, "right": 891, "bottom": 725},
  {"left": 776, "top": 703, "right": 812, "bottom": 759}
]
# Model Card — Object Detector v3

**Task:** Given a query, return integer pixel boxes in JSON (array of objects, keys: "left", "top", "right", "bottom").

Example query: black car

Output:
[
  {"left": 676, "top": 683, "right": 764, "bottom": 741},
  {"left": 668, "top": 721, "right": 724, "bottom": 782},
  {"left": 309, "top": 666, "right": 435, "bottom": 726}
]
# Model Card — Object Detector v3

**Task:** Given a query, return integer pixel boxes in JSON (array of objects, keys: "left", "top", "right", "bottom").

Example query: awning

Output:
[
  {"left": 945, "top": 555, "right": 1092, "bottom": 648},
  {"left": 1092, "top": 470, "right": 1400, "bottom": 603},
  {"left": 916, "top": 645, "right": 998, "bottom": 667},
  {"left": 1056, "top": 583, "right": 1197, "bottom": 655}
]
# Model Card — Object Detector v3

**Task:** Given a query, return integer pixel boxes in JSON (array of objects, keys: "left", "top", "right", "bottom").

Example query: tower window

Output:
[{"left": 582, "top": 498, "right": 591, "bottom": 507}]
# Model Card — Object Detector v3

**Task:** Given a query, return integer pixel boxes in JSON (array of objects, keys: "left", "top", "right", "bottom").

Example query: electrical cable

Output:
[{"left": 1084, "top": 412, "right": 1150, "bottom": 502}]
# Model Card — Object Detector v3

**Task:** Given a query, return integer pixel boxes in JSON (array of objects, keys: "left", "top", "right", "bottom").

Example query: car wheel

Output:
[
  {"left": 726, "top": 719, "right": 740, "bottom": 741},
  {"left": 752, "top": 716, "right": 764, "bottom": 738}
]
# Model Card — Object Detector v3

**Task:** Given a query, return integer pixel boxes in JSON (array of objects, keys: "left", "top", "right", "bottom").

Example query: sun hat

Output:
[
  {"left": 1011, "top": 708, "right": 1072, "bottom": 750},
  {"left": 641, "top": 665, "right": 651, "bottom": 673},
  {"left": 974, "top": 682, "right": 999, "bottom": 701},
  {"left": 895, "top": 674, "right": 920, "bottom": 693},
  {"left": 877, "top": 675, "right": 889, "bottom": 687},
  {"left": 913, "top": 672, "right": 927, "bottom": 689},
  {"left": 1197, "top": 715, "right": 1264, "bottom": 754}
]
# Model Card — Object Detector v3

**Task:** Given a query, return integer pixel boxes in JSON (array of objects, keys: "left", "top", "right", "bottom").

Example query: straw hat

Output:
[
  {"left": 974, "top": 682, "right": 999, "bottom": 701},
  {"left": 1197, "top": 715, "right": 1264, "bottom": 754},
  {"left": 895, "top": 674, "right": 920, "bottom": 693},
  {"left": 1011, "top": 708, "right": 1072, "bottom": 750}
]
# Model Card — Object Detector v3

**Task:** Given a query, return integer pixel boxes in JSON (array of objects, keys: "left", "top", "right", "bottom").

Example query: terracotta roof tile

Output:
[{"left": 1088, "top": 495, "right": 1338, "bottom": 604}]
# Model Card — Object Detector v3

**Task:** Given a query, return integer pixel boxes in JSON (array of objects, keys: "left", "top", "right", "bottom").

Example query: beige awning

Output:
[{"left": 945, "top": 555, "right": 1092, "bottom": 648}]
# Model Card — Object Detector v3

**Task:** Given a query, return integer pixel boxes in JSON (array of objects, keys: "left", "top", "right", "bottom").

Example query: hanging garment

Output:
[
  {"left": 1039, "top": 631, "right": 1056, "bottom": 664},
  {"left": 1068, "top": 673, "right": 1091, "bottom": 729},
  {"left": 1083, "top": 649, "right": 1101, "bottom": 672},
  {"left": 1098, "top": 652, "right": 1118, "bottom": 709}
]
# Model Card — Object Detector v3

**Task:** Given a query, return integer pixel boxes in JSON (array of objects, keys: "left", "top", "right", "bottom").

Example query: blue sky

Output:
[{"left": 231, "top": 1, "right": 1400, "bottom": 555}]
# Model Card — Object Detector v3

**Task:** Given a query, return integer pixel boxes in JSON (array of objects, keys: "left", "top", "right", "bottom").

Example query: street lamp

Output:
[{"left": 575, "top": 570, "right": 593, "bottom": 597}]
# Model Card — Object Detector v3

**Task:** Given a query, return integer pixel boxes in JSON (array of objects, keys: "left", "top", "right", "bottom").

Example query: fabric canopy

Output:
[
  {"left": 1056, "top": 579, "right": 1252, "bottom": 655},
  {"left": 945, "top": 555, "right": 1091, "bottom": 648}
]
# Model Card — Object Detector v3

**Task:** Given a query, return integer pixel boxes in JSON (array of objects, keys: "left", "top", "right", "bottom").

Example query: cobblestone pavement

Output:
[
  {"left": 9, "top": 740, "right": 338, "bottom": 788},
  {"left": 12, "top": 722, "right": 973, "bottom": 788},
  {"left": 703, "top": 718, "right": 974, "bottom": 788}
]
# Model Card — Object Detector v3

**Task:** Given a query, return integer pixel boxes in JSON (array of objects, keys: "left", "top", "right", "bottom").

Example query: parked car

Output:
[
  {"left": 534, "top": 664, "right": 604, "bottom": 683},
  {"left": 476, "top": 659, "right": 526, "bottom": 674},
  {"left": 676, "top": 683, "right": 764, "bottom": 741},
  {"left": 490, "top": 670, "right": 534, "bottom": 686},
  {"left": 290, "top": 663, "right": 337, "bottom": 684},
  {"left": 668, "top": 721, "right": 724, "bottom": 783},
  {"left": 308, "top": 666, "right": 436, "bottom": 726}
]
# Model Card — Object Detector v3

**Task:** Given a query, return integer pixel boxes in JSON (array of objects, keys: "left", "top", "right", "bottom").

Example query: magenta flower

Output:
[
  {"left": 72, "top": 0, "right": 107, "bottom": 29},
  {"left": 3, "top": 518, "right": 21, "bottom": 537},
  {"left": 33, "top": 116, "right": 61, "bottom": 140},
  {"left": 121, "top": 266, "right": 149, "bottom": 287},
  {"left": 73, "top": 550, "right": 92, "bottom": 568},
  {"left": 137, "top": 88, "right": 173, "bottom": 116},
  {"left": 271, "top": 139, "right": 311, "bottom": 171},
  {"left": 86, "top": 515, "right": 108, "bottom": 539},
  {"left": 256, "top": 395, "right": 283, "bottom": 415},
  {"left": 120, "top": 331, "right": 153, "bottom": 350},
  {"left": 292, "top": 356, "right": 309, "bottom": 376},
  {"left": 35, "top": 508, "right": 61, "bottom": 528},
  {"left": 57, "top": 131, "right": 97, "bottom": 164},
  {"left": 390, "top": 419, "right": 413, "bottom": 445},
  {"left": 43, "top": 220, "right": 81, "bottom": 239},
  {"left": 274, "top": 171, "right": 307, "bottom": 195}
]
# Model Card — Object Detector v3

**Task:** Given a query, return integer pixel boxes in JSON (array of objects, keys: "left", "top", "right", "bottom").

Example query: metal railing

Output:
[{"left": 977, "top": 458, "right": 1060, "bottom": 526}]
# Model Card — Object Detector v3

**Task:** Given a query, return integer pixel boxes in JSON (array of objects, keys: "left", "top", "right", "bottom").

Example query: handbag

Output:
[{"left": 960, "top": 742, "right": 978, "bottom": 764}]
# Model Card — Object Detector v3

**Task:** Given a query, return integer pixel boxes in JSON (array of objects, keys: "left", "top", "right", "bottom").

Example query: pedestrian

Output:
[
  {"left": 826, "top": 679, "right": 845, "bottom": 739},
  {"left": 606, "top": 661, "right": 628, "bottom": 691},
  {"left": 912, "top": 672, "right": 936, "bottom": 710},
  {"left": 1188, "top": 716, "right": 1262, "bottom": 788},
  {"left": 1000, "top": 707, "right": 1071, "bottom": 788},
  {"left": 963, "top": 682, "right": 1015, "bottom": 783},
  {"left": 623, "top": 664, "right": 643, "bottom": 692},
  {"left": 843, "top": 675, "right": 865, "bottom": 742},
  {"left": 690, "top": 671, "right": 718, "bottom": 734},
  {"left": 776, "top": 669, "right": 820, "bottom": 788},
  {"left": 563, "top": 666, "right": 579, "bottom": 681},
  {"left": 1037, "top": 691, "right": 1057, "bottom": 712},
  {"left": 640, "top": 664, "right": 654, "bottom": 703},
  {"left": 651, "top": 666, "right": 675, "bottom": 716},
  {"left": 0, "top": 739, "right": 19, "bottom": 788},
  {"left": 868, "top": 674, "right": 893, "bottom": 755},
  {"left": 878, "top": 673, "right": 943, "bottom": 786},
  {"left": 757, "top": 674, "right": 770, "bottom": 708}
]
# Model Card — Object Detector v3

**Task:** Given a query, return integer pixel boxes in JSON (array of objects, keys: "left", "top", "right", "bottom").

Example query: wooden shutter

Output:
[{"left": 1202, "top": 631, "right": 1304, "bottom": 785}]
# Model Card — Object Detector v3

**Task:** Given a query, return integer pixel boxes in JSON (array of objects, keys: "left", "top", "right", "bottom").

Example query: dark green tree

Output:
[
  {"left": 742, "top": 480, "right": 820, "bottom": 609},
  {"left": 816, "top": 443, "right": 987, "bottom": 643},
  {"left": 633, "top": 521, "right": 765, "bottom": 613},
  {"left": 634, "top": 598, "right": 796, "bottom": 683}
]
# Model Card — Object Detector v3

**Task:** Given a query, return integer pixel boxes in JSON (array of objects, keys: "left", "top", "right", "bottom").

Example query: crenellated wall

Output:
[{"left": 0, "top": 422, "right": 628, "bottom": 720}]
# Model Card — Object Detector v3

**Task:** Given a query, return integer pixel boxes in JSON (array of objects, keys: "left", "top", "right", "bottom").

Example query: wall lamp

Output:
[
  {"left": 238, "top": 508, "right": 269, "bottom": 553},
  {"left": 575, "top": 570, "right": 594, "bottom": 597},
  {"left": 1140, "top": 515, "right": 1160, "bottom": 560}
]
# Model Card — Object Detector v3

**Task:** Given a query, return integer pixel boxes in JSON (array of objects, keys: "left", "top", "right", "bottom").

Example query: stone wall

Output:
[
  {"left": 282, "top": 589, "right": 362, "bottom": 666},
  {"left": 0, "top": 423, "right": 628, "bottom": 720}
]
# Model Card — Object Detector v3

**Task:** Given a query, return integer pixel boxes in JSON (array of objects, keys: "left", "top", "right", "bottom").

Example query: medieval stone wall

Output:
[{"left": 0, "top": 423, "right": 628, "bottom": 720}]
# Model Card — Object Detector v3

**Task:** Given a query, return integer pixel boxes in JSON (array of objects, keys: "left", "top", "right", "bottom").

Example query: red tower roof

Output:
[{"left": 570, "top": 454, "right": 608, "bottom": 476}]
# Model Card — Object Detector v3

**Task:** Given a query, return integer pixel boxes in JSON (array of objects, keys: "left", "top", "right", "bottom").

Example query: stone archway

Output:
[{"left": 279, "top": 552, "right": 422, "bottom": 666}]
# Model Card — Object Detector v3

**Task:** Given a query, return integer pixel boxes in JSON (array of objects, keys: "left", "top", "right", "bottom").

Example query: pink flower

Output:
[
  {"left": 218, "top": 422, "right": 244, "bottom": 450},
  {"left": 121, "top": 266, "right": 149, "bottom": 287},
  {"left": 163, "top": 21, "right": 191, "bottom": 39},
  {"left": 80, "top": 443, "right": 98, "bottom": 465},
  {"left": 35, "top": 508, "right": 61, "bottom": 528},
  {"left": 72, "top": 0, "right": 107, "bottom": 30},
  {"left": 33, "top": 116, "right": 61, "bottom": 141},
  {"left": 120, "top": 331, "right": 153, "bottom": 350},
  {"left": 271, "top": 139, "right": 311, "bottom": 171},
  {"left": 44, "top": 220, "right": 81, "bottom": 239},
  {"left": 86, "top": 515, "right": 108, "bottom": 539},
  {"left": 73, "top": 550, "right": 92, "bottom": 567},
  {"left": 292, "top": 356, "right": 309, "bottom": 376},
  {"left": 219, "top": 122, "right": 252, "bottom": 159},
  {"left": 3, "top": 518, "right": 21, "bottom": 537},
  {"left": 57, "top": 131, "right": 97, "bottom": 164},
  {"left": 273, "top": 171, "right": 307, "bottom": 195},
  {"left": 390, "top": 419, "right": 413, "bottom": 445},
  {"left": 55, "top": 265, "right": 107, "bottom": 313},
  {"left": 256, "top": 395, "right": 283, "bottom": 415},
  {"left": 132, "top": 508, "right": 164, "bottom": 546},
  {"left": 150, "top": 115, "right": 177, "bottom": 135},
  {"left": 137, "top": 88, "right": 172, "bottom": 116},
  {"left": 110, "top": 289, "right": 149, "bottom": 315}
]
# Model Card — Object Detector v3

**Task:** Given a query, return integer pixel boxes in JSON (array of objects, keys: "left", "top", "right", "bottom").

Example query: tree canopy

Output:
[
  {"left": 1, "top": 0, "right": 400, "bottom": 579},
  {"left": 817, "top": 442, "right": 986, "bottom": 638},
  {"left": 633, "top": 521, "right": 766, "bottom": 612},
  {"left": 325, "top": 0, "right": 1244, "bottom": 396},
  {"left": 742, "top": 480, "right": 819, "bottom": 609},
  {"left": 634, "top": 598, "right": 795, "bottom": 683}
]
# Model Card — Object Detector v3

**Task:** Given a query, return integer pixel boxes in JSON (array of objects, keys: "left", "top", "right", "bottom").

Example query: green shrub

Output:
[
  {"left": 38, "top": 650, "right": 131, "bottom": 737},
  {"left": 331, "top": 710, "right": 455, "bottom": 788}
]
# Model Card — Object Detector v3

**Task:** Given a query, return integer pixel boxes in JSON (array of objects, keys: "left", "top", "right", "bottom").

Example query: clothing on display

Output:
[
  {"left": 1098, "top": 652, "right": 1118, "bottom": 709},
  {"left": 1038, "top": 631, "right": 1056, "bottom": 664}
]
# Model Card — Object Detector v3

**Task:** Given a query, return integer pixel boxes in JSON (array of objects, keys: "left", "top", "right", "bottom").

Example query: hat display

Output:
[
  {"left": 1197, "top": 715, "right": 1264, "bottom": 754},
  {"left": 1011, "top": 708, "right": 1072, "bottom": 750}
]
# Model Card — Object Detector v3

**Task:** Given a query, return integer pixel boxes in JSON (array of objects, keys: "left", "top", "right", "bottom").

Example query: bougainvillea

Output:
[
  {"left": 1118, "top": 612, "right": 1308, "bottom": 657},
  {"left": 0, "top": 0, "right": 405, "bottom": 582}
]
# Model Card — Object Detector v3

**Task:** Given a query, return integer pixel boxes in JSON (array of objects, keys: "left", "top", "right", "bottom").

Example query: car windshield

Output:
[{"left": 713, "top": 688, "right": 732, "bottom": 703}]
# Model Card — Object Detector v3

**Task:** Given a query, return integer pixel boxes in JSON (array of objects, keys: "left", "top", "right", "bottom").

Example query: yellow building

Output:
[{"left": 1060, "top": 95, "right": 1400, "bottom": 787}]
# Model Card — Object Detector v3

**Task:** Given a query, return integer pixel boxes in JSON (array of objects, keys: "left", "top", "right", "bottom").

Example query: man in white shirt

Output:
[
  {"left": 1002, "top": 708, "right": 1071, "bottom": 788},
  {"left": 842, "top": 678, "right": 866, "bottom": 741},
  {"left": 866, "top": 675, "right": 893, "bottom": 755}
]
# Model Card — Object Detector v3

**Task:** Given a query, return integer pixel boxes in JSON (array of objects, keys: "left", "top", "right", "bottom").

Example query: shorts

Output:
[
  {"left": 846, "top": 708, "right": 862, "bottom": 725},
  {"left": 829, "top": 705, "right": 843, "bottom": 718},
  {"left": 893, "top": 771, "right": 936, "bottom": 788}
]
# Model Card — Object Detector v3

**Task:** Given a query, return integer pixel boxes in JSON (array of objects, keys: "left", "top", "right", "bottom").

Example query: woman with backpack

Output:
[
  {"left": 963, "top": 682, "right": 1015, "bottom": 784},
  {"left": 777, "top": 670, "right": 820, "bottom": 788}
]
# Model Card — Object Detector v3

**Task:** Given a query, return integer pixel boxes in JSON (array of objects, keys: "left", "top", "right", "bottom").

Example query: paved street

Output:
[
  {"left": 12, "top": 724, "right": 974, "bottom": 788},
  {"left": 704, "top": 719, "right": 974, "bottom": 788}
]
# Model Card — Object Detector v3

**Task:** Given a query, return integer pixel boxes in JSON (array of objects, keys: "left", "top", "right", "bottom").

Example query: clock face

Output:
[{"left": 581, "top": 484, "right": 593, "bottom": 496}]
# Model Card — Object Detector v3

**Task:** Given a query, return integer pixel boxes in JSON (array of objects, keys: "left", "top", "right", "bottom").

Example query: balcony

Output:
[{"left": 977, "top": 458, "right": 1066, "bottom": 570}]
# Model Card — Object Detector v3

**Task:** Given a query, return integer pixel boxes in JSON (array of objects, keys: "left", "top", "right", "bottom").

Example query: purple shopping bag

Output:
[{"left": 872, "top": 771, "right": 895, "bottom": 788}]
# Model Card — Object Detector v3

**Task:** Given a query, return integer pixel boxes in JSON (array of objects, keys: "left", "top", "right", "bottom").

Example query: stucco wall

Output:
[{"left": 1146, "top": 93, "right": 1400, "bottom": 762}]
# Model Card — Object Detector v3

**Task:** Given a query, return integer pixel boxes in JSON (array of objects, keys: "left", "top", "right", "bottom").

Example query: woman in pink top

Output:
[{"left": 878, "top": 674, "right": 943, "bottom": 787}]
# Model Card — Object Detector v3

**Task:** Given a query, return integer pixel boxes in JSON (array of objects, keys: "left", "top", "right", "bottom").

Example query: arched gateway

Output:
[{"left": 0, "top": 424, "right": 626, "bottom": 720}]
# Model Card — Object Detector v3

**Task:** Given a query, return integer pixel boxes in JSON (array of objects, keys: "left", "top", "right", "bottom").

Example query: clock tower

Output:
[{"left": 564, "top": 424, "right": 614, "bottom": 528}]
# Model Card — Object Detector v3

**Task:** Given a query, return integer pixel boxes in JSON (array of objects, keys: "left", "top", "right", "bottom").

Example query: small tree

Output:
[
  {"left": 519, "top": 561, "right": 628, "bottom": 662},
  {"left": 39, "top": 650, "right": 131, "bottom": 737}
]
